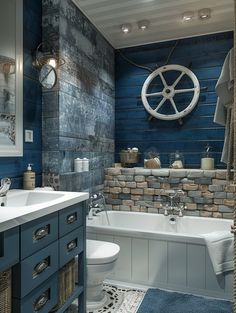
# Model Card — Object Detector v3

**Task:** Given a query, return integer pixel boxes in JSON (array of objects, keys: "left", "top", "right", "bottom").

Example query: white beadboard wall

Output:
[{"left": 87, "top": 231, "right": 233, "bottom": 300}]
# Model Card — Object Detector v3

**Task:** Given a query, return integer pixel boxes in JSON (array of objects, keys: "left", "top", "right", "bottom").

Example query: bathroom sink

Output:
[
  {"left": 0, "top": 189, "right": 89, "bottom": 233},
  {"left": 3, "top": 190, "right": 64, "bottom": 207}
]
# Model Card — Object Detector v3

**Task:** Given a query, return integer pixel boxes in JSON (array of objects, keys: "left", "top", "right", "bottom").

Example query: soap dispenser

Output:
[
  {"left": 23, "top": 164, "right": 35, "bottom": 190},
  {"left": 201, "top": 144, "right": 214, "bottom": 170}
]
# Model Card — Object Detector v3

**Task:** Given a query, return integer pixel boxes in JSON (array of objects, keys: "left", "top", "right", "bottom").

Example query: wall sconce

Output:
[
  {"left": 32, "top": 42, "right": 65, "bottom": 70},
  {"left": 32, "top": 42, "right": 65, "bottom": 89}
]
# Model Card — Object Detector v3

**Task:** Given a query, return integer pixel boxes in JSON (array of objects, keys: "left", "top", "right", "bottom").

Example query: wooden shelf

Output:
[{"left": 55, "top": 285, "right": 83, "bottom": 313}]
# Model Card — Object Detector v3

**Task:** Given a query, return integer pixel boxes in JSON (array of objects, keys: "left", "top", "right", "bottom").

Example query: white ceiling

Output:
[{"left": 72, "top": 0, "right": 234, "bottom": 49}]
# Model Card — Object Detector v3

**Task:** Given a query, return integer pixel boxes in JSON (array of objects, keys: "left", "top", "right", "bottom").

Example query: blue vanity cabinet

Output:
[
  {"left": 11, "top": 200, "right": 86, "bottom": 313},
  {"left": 0, "top": 227, "right": 19, "bottom": 272}
]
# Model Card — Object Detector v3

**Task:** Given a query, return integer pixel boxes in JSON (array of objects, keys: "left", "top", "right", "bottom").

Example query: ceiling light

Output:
[
  {"left": 121, "top": 23, "right": 132, "bottom": 34},
  {"left": 198, "top": 8, "right": 211, "bottom": 20},
  {"left": 137, "top": 20, "right": 150, "bottom": 30},
  {"left": 182, "top": 11, "right": 194, "bottom": 22}
]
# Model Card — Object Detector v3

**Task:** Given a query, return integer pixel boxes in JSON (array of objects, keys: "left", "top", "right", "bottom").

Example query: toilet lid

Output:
[{"left": 87, "top": 239, "right": 120, "bottom": 265}]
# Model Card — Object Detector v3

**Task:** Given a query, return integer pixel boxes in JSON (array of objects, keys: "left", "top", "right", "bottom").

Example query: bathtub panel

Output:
[
  {"left": 205, "top": 249, "right": 225, "bottom": 292},
  {"left": 113, "top": 236, "right": 132, "bottom": 281},
  {"left": 168, "top": 242, "right": 187, "bottom": 287},
  {"left": 96, "top": 234, "right": 114, "bottom": 243},
  {"left": 148, "top": 240, "right": 168, "bottom": 284},
  {"left": 132, "top": 238, "right": 148, "bottom": 283},
  {"left": 187, "top": 244, "right": 206, "bottom": 289}
]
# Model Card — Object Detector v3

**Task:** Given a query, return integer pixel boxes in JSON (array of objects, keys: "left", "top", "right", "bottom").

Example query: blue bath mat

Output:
[{"left": 137, "top": 289, "right": 232, "bottom": 313}]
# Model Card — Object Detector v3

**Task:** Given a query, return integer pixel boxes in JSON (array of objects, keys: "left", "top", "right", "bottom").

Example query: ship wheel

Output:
[{"left": 141, "top": 64, "right": 200, "bottom": 120}]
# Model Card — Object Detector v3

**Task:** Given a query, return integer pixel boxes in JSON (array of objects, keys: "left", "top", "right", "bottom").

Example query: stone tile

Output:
[
  {"left": 137, "top": 182, "right": 148, "bottom": 188},
  {"left": 213, "top": 212, "right": 223, "bottom": 218},
  {"left": 185, "top": 203, "right": 197, "bottom": 210},
  {"left": 151, "top": 169, "right": 169, "bottom": 176},
  {"left": 125, "top": 182, "right": 137, "bottom": 188},
  {"left": 187, "top": 170, "right": 204, "bottom": 178},
  {"left": 169, "top": 170, "right": 187, "bottom": 178},
  {"left": 134, "top": 175, "right": 145, "bottom": 182},
  {"left": 110, "top": 187, "right": 122, "bottom": 194},
  {"left": 120, "top": 205, "right": 130, "bottom": 211},
  {"left": 134, "top": 168, "right": 152, "bottom": 176},
  {"left": 183, "top": 183, "right": 198, "bottom": 191},
  {"left": 131, "top": 188, "right": 144, "bottom": 195},
  {"left": 203, "top": 205, "right": 218, "bottom": 212},
  {"left": 188, "top": 191, "right": 202, "bottom": 197},
  {"left": 203, "top": 170, "right": 216, "bottom": 178},
  {"left": 212, "top": 179, "right": 227, "bottom": 186},
  {"left": 216, "top": 170, "right": 227, "bottom": 179},
  {"left": 121, "top": 168, "right": 135, "bottom": 175},
  {"left": 194, "top": 178, "right": 212, "bottom": 185},
  {"left": 144, "top": 188, "right": 155, "bottom": 195},
  {"left": 214, "top": 192, "right": 226, "bottom": 199},
  {"left": 148, "top": 182, "right": 161, "bottom": 188},
  {"left": 122, "top": 188, "right": 130, "bottom": 194},
  {"left": 122, "top": 200, "right": 134, "bottom": 206},
  {"left": 223, "top": 213, "right": 234, "bottom": 219},
  {"left": 223, "top": 199, "right": 235, "bottom": 206},
  {"left": 219, "top": 205, "right": 234, "bottom": 213},
  {"left": 209, "top": 185, "right": 223, "bottom": 192}
]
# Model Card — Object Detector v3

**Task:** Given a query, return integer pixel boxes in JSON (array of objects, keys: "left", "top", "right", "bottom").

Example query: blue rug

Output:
[{"left": 137, "top": 289, "right": 232, "bottom": 313}]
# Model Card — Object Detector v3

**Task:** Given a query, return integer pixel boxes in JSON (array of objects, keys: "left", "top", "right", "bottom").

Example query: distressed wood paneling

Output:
[{"left": 115, "top": 32, "right": 233, "bottom": 168}]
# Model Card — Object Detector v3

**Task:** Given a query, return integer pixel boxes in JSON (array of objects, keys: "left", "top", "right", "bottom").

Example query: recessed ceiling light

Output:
[
  {"left": 137, "top": 20, "right": 150, "bottom": 30},
  {"left": 182, "top": 11, "right": 194, "bottom": 22},
  {"left": 121, "top": 23, "right": 132, "bottom": 34},
  {"left": 198, "top": 8, "right": 211, "bottom": 20}
]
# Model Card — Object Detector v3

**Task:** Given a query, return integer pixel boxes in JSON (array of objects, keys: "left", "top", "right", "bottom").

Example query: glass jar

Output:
[{"left": 169, "top": 150, "right": 184, "bottom": 169}]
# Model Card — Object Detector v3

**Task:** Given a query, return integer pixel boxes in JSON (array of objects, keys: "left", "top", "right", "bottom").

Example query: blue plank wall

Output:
[
  {"left": 115, "top": 31, "right": 233, "bottom": 169},
  {"left": 0, "top": 0, "right": 42, "bottom": 188}
]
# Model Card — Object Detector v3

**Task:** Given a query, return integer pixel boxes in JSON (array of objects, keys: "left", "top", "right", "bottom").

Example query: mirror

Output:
[
  {"left": 39, "top": 64, "right": 57, "bottom": 89},
  {"left": 0, "top": 0, "right": 23, "bottom": 156}
]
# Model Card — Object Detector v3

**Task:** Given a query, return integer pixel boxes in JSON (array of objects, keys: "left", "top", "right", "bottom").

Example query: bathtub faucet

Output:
[
  {"left": 0, "top": 178, "right": 11, "bottom": 197},
  {"left": 163, "top": 189, "right": 186, "bottom": 217}
]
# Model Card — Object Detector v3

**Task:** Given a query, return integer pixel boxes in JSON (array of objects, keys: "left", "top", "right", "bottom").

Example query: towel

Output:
[
  {"left": 214, "top": 48, "right": 234, "bottom": 165},
  {"left": 202, "top": 231, "right": 233, "bottom": 275}
]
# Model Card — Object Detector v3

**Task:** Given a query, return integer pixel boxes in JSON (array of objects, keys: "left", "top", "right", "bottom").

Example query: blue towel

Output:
[{"left": 137, "top": 289, "right": 232, "bottom": 313}]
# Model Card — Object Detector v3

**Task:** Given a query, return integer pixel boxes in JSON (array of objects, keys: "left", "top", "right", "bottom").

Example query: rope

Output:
[
  {"left": 117, "top": 40, "right": 179, "bottom": 73},
  {"left": 233, "top": 2, "right": 236, "bottom": 311}
]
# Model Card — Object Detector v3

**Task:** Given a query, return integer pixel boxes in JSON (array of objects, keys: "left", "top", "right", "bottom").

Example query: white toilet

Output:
[{"left": 86, "top": 239, "right": 120, "bottom": 310}]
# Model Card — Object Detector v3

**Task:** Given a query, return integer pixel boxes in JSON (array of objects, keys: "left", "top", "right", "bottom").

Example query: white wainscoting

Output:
[{"left": 87, "top": 231, "right": 233, "bottom": 300}]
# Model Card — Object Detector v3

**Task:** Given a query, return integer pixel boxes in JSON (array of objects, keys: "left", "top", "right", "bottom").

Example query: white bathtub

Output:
[{"left": 87, "top": 211, "right": 233, "bottom": 300}]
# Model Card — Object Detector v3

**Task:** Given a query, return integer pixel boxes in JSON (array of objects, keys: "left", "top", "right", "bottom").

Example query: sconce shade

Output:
[{"left": 32, "top": 42, "right": 65, "bottom": 69}]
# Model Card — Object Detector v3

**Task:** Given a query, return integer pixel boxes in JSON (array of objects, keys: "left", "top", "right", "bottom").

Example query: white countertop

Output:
[{"left": 0, "top": 189, "right": 89, "bottom": 232}]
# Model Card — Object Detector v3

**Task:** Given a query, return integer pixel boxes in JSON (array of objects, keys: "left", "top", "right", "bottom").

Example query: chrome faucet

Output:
[
  {"left": 87, "top": 192, "right": 110, "bottom": 224},
  {"left": 0, "top": 178, "right": 11, "bottom": 197},
  {"left": 162, "top": 189, "right": 186, "bottom": 217}
]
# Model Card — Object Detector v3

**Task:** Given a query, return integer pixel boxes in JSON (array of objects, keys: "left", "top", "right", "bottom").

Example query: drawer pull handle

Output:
[
  {"left": 34, "top": 291, "right": 49, "bottom": 311},
  {"left": 67, "top": 213, "right": 77, "bottom": 224},
  {"left": 33, "top": 257, "right": 50, "bottom": 277},
  {"left": 33, "top": 225, "right": 49, "bottom": 241},
  {"left": 67, "top": 239, "right": 77, "bottom": 252}
]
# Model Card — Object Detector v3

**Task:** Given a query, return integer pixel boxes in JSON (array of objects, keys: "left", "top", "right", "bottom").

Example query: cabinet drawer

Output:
[
  {"left": 59, "top": 203, "right": 83, "bottom": 237},
  {"left": 13, "top": 241, "right": 59, "bottom": 298},
  {"left": 59, "top": 227, "right": 84, "bottom": 267},
  {"left": 13, "top": 274, "right": 58, "bottom": 313},
  {"left": 20, "top": 212, "right": 58, "bottom": 259},
  {"left": 0, "top": 227, "right": 19, "bottom": 272}
]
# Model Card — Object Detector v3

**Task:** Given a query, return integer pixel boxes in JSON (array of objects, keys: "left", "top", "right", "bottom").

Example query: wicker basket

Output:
[
  {"left": 51, "top": 259, "right": 76, "bottom": 312},
  {"left": 0, "top": 269, "right": 12, "bottom": 313}
]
